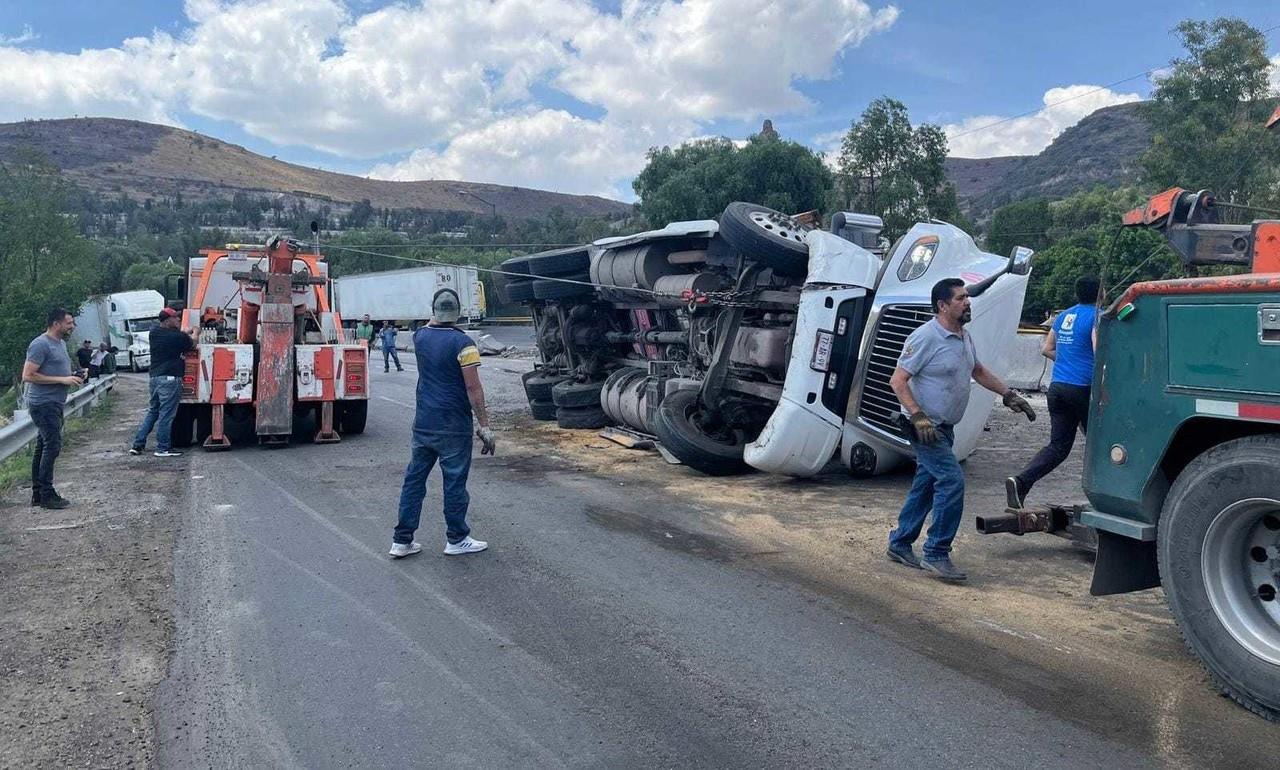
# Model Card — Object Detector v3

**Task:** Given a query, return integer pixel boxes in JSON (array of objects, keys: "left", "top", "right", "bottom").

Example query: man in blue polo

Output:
[
  {"left": 389, "top": 290, "right": 496, "bottom": 558},
  {"left": 887, "top": 277, "right": 1037, "bottom": 581},
  {"left": 1006, "top": 276, "right": 1099, "bottom": 508}
]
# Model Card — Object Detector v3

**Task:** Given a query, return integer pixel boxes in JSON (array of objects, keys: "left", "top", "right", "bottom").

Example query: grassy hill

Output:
[
  {"left": 946, "top": 102, "right": 1152, "bottom": 220},
  {"left": 0, "top": 117, "right": 632, "bottom": 220}
]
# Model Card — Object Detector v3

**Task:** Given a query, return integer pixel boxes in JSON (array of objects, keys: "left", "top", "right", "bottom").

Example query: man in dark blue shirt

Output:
[
  {"left": 379, "top": 321, "right": 403, "bottom": 372},
  {"left": 390, "top": 290, "right": 495, "bottom": 558},
  {"left": 1007, "top": 276, "right": 1099, "bottom": 508}
]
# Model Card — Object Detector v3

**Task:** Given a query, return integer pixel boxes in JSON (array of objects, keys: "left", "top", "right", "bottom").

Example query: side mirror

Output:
[{"left": 1009, "top": 246, "right": 1034, "bottom": 276}]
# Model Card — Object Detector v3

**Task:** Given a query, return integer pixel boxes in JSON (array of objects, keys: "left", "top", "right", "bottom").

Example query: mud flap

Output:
[{"left": 1089, "top": 530, "right": 1160, "bottom": 596}]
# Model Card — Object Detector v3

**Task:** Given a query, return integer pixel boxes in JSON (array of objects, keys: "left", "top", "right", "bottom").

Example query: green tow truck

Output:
[{"left": 979, "top": 108, "right": 1280, "bottom": 719}]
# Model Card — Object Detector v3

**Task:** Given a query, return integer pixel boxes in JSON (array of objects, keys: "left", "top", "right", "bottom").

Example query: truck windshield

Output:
[{"left": 127, "top": 318, "right": 160, "bottom": 333}]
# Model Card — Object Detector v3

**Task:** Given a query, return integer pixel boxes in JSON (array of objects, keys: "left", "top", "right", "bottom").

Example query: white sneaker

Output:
[
  {"left": 154, "top": 450, "right": 183, "bottom": 457},
  {"left": 443, "top": 536, "right": 488, "bottom": 555},
  {"left": 388, "top": 542, "right": 422, "bottom": 559}
]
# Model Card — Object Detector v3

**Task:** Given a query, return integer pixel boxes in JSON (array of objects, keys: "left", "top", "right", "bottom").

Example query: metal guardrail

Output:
[{"left": 0, "top": 374, "right": 118, "bottom": 464}]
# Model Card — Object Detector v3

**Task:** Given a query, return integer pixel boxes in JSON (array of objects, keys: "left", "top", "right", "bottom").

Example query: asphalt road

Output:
[{"left": 154, "top": 352, "right": 1155, "bottom": 768}]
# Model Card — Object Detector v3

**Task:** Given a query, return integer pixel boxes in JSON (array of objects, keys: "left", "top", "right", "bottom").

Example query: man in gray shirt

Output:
[
  {"left": 22, "top": 307, "right": 84, "bottom": 509},
  {"left": 887, "top": 278, "right": 1036, "bottom": 581}
]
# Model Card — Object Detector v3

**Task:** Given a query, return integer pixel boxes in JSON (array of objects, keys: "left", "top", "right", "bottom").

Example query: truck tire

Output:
[
  {"left": 523, "top": 371, "right": 567, "bottom": 402},
  {"left": 529, "top": 398, "right": 557, "bottom": 421},
  {"left": 532, "top": 274, "right": 594, "bottom": 300},
  {"left": 499, "top": 255, "right": 533, "bottom": 276},
  {"left": 171, "top": 404, "right": 195, "bottom": 449},
  {"left": 503, "top": 279, "right": 537, "bottom": 303},
  {"left": 718, "top": 201, "right": 809, "bottom": 277},
  {"left": 1159, "top": 434, "right": 1280, "bottom": 721},
  {"left": 556, "top": 405, "right": 610, "bottom": 429},
  {"left": 339, "top": 400, "right": 368, "bottom": 435},
  {"left": 652, "top": 389, "right": 749, "bottom": 476},
  {"left": 525, "top": 248, "right": 590, "bottom": 277},
  {"left": 552, "top": 379, "right": 604, "bottom": 409}
]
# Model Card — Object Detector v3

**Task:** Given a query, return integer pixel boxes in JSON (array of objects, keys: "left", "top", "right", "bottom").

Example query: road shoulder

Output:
[{"left": 0, "top": 376, "right": 180, "bottom": 768}]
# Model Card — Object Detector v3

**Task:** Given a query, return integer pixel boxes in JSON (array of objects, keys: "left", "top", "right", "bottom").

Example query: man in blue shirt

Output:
[
  {"left": 1006, "top": 276, "right": 1099, "bottom": 508},
  {"left": 389, "top": 290, "right": 496, "bottom": 558},
  {"left": 379, "top": 321, "right": 403, "bottom": 372}
]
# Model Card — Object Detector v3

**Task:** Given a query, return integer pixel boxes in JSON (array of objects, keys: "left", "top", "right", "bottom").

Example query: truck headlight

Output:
[{"left": 897, "top": 237, "right": 939, "bottom": 281}]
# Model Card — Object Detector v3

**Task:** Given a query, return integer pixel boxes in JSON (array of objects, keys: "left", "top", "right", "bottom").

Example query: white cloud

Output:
[
  {"left": 944, "top": 85, "right": 1141, "bottom": 158},
  {"left": 0, "top": 24, "right": 39, "bottom": 46},
  {"left": 0, "top": 0, "right": 898, "bottom": 196}
]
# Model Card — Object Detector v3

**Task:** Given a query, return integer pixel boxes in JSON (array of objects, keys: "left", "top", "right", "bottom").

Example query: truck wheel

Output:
[
  {"left": 171, "top": 404, "right": 195, "bottom": 448},
  {"left": 524, "top": 371, "right": 567, "bottom": 402},
  {"left": 532, "top": 274, "right": 594, "bottom": 300},
  {"left": 552, "top": 379, "right": 604, "bottom": 409},
  {"left": 556, "top": 405, "right": 610, "bottom": 429},
  {"left": 529, "top": 399, "right": 557, "bottom": 421},
  {"left": 525, "top": 248, "right": 590, "bottom": 277},
  {"left": 652, "top": 389, "right": 749, "bottom": 476},
  {"left": 1159, "top": 435, "right": 1280, "bottom": 721},
  {"left": 339, "top": 400, "right": 368, "bottom": 435},
  {"left": 718, "top": 202, "right": 810, "bottom": 277}
]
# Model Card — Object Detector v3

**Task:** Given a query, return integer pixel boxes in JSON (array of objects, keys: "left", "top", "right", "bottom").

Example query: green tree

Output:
[
  {"left": 121, "top": 261, "right": 184, "bottom": 293},
  {"left": 1139, "top": 18, "right": 1280, "bottom": 206},
  {"left": 633, "top": 131, "right": 833, "bottom": 226},
  {"left": 837, "top": 97, "right": 966, "bottom": 240},
  {"left": 0, "top": 153, "right": 96, "bottom": 384},
  {"left": 986, "top": 198, "right": 1051, "bottom": 257}
]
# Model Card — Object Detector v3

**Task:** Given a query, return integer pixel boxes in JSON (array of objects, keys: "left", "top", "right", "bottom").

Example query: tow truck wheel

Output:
[
  {"left": 719, "top": 202, "right": 810, "bottom": 277},
  {"left": 170, "top": 405, "right": 195, "bottom": 448},
  {"left": 1159, "top": 435, "right": 1280, "bottom": 721},
  {"left": 652, "top": 389, "right": 750, "bottom": 476},
  {"left": 338, "top": 400, "right": 368, "bottom": 435}
]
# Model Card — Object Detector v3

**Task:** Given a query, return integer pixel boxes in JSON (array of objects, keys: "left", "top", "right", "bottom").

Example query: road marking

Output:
[
  {"left": 974, "top": 618, "right": 1073, "bottom": 654},
  {"left": 378, "top": 395, "right": 414, "bottom": 408}
]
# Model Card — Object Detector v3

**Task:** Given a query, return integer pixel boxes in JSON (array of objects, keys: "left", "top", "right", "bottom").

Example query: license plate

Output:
[{"left": 810, "top": 330, "right": 834, "bottom": 372}]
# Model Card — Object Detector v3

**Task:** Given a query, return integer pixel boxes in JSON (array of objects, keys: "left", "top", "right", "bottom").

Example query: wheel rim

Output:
[
  {"left": 1202, "top": 497, "right": 1280, "bottom": 665},
  {"left": 747, "top": 210, "right": 805, "bottom": 245},
  {"left": 681, "top": 400, "right": 741, "bottom": 448}
]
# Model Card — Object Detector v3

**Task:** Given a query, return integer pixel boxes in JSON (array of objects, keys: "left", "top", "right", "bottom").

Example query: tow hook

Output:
[{"left": 976, "top": 504, "right": 1082, "bottom": 536}]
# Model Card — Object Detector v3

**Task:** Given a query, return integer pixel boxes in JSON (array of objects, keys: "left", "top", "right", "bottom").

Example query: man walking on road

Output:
[
  {"left": 130, "top": 307, "right": 194, "bottom": 458},
  {"left": 355, "top": 314, "right": 375, "bottom": 349},
  {"left": 23, "top": 308, "right": 84, "bottom": 509},
  {"left": 1006, "top": 276, "right": 1099, "bottom": 508},
  {"left": 887, "top": 278, "right": 1037, "bottom": 582},
  {"left": 380, "top": 321, "right": 403, "bottom": 372},
  {"left": 389, "top": 290, "right": 495, "bottom": 559}
]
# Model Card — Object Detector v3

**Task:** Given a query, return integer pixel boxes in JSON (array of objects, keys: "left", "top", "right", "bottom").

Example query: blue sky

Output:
[{"left": 1, "top": 1, "right": 1276, "bottom": 199}]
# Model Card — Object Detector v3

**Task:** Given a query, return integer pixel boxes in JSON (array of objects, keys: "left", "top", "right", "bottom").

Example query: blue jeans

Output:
[
  {"left": 132, "top": 377, "right": 182, "bottom": 452},
  {"left": 383, "top": 346, "right": 401, "bottom": 370},
  {"left": 394, "top": 431, "right": 472, "bottom": 544},
  {"left": 889, "top": 425, "right": 965, "bottom": 560}
]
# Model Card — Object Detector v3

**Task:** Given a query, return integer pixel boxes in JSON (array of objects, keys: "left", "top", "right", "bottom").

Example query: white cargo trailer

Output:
[
  {"left": 332, "top": 265, "right": 485, "bottom": 325},
  {"left": 70, "top": 290, "right": 166, "bottom": 371}
]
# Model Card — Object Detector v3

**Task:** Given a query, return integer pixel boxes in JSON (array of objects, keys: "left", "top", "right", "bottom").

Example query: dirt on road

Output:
[
  {"left": 493, "top": 385, "right": 1280, "bottom": 768},
  {"left": 0, "top": 376, "right": 179, "bottom": 769}
]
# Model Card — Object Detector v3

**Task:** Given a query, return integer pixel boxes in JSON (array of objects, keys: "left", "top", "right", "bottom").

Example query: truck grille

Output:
[{"left": 857, "top": 304, "right": 933, "bottom": 437}]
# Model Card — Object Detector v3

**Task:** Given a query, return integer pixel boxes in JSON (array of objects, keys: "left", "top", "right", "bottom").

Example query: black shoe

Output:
[
  {"left": 396, "top": 367, "right": 404, "bottom": 372},
  {"left": 31, "top": 490, "right": 40, "bottom": 507},
  {"left": 922, "top": 556, "right": 967, "bottom": 582},
  {"left": 886, "top": 546, "right": 923, "bottom": 569},
  {"left": 1005, "top": 477, "right": 1026, "bottom": 509},
  {"left": 40, "top": 494, "right": 70, "bottom": 510},
  {"left": 384, "top": 368, "right": 390, "bottom": 373}
]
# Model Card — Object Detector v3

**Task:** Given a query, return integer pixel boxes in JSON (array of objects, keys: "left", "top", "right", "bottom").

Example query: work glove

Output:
[
  {"left": 1003, "top": 390, "right": 1037, "bottom": 422},
  {"left": 909, "top": 411, "right": 939, "bottom": 446},
  {"left": 476, "top": 426, "right": 497, "bottom": 455}
]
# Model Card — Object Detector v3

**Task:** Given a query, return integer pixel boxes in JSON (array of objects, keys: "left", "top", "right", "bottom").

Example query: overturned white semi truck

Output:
[{"left": 498, "top": 202, "right": 1033, "bottom": 477}]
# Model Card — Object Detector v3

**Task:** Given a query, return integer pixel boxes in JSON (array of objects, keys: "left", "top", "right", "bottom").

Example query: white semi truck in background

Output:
[
  {"left": 332, "top": 265, "right": 485, "bottom": 327},
  {"left": 71, "top": 290, "right": 166, "bottom": 371}
]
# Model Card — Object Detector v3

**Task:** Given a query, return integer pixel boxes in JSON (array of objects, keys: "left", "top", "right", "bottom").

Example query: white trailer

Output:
[
  {"left": 70, "top": 290, "right": 166, "bottom": 371},
  {"left": 332, "top": 265, "right": 485, "bottom": 326}
]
